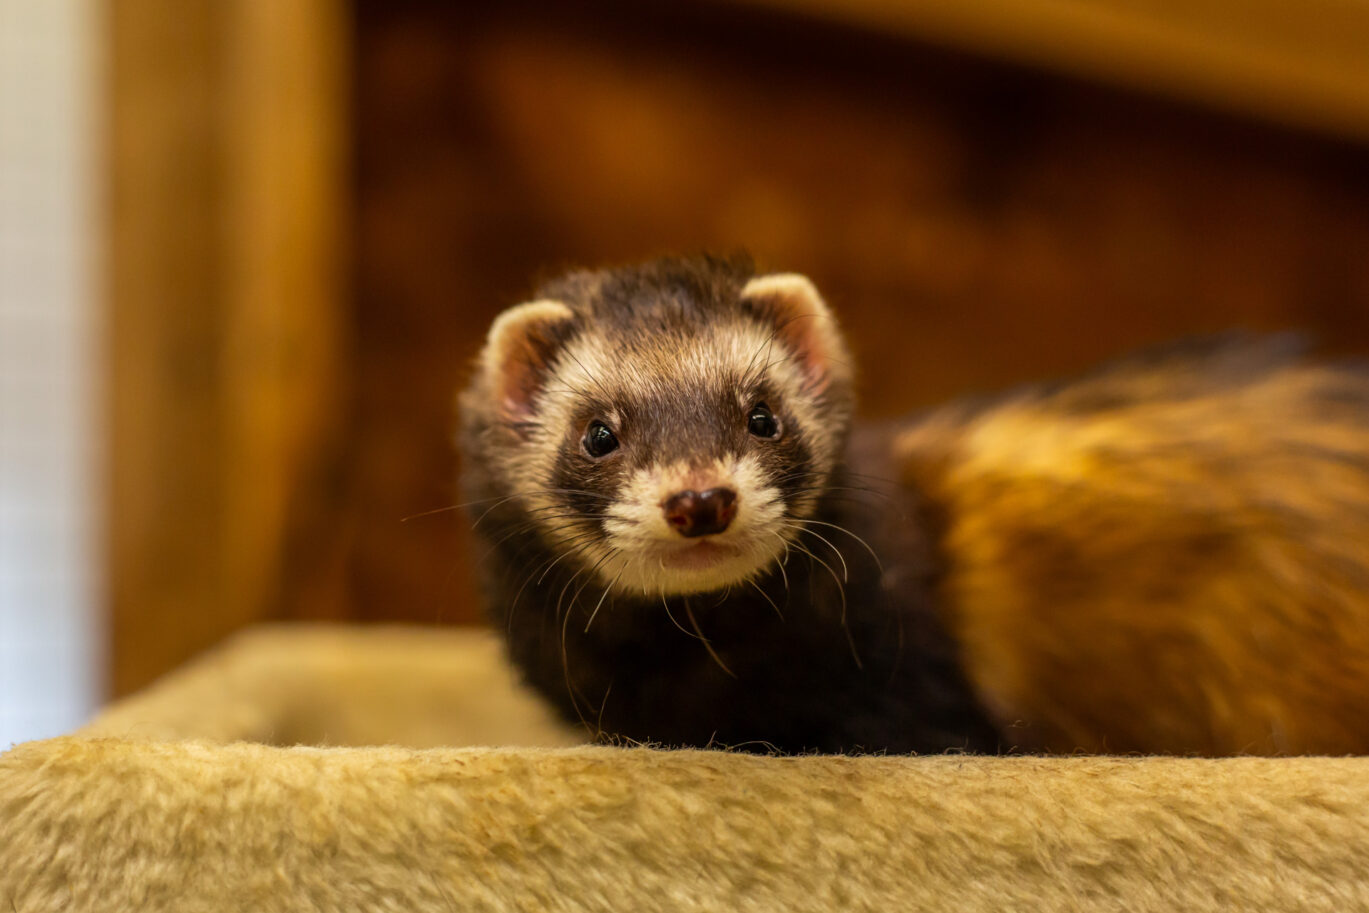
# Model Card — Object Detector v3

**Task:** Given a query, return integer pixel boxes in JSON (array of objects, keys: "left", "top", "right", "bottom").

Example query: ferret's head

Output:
[{"left": 461, "top": 256, "right": 854, "bottom": 596}]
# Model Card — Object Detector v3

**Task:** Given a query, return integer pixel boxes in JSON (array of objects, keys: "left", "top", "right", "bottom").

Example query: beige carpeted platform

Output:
[{"left": 3, "top": 625, "right": 1369, "bottom": 911}]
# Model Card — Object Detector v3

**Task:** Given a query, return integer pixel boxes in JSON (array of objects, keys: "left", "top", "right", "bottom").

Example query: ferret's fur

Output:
[{"left": 459, "top": 256, "right": 1369, "bottom": 755}]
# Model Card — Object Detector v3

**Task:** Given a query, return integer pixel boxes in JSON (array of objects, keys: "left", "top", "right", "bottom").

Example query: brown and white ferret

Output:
[{"left": 458, "top": 255, "right": 1369, "bottom": 755}]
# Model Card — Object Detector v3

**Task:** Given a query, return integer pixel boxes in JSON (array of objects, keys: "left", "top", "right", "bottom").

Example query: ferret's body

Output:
[
  {"left": 902, "top": 339, "right": 1369, "bottom": 754},
  {"left": 468, "top": 422, "right": 1000, "bottom": 753},
  {"left": 460, "top": 256, "right": 1369, "bottom": 755}
]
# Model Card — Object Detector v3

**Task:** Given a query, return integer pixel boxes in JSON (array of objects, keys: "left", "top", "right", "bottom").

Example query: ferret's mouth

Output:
[
  {"left": 657, "top": 540, "right": 741, "bottom": 571},
  {"left": 599, "top": 528, "right": 787, "bottom": 595}
]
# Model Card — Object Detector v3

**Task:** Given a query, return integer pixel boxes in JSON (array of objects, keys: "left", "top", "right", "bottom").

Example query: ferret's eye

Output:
[
  {"left": 583, "top": 421, "right": 619, "bottom": 458},
  {"left": 747, "top": 402, "right": 781, "bottom": 439}
]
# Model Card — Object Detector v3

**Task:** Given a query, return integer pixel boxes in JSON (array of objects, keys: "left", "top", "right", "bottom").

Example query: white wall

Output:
[{"left": 0, "top": 0, "right": 101, "bottom": 746}]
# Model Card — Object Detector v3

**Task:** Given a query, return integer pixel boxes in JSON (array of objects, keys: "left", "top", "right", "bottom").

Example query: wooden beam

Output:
[
  {"left": 734, "top": 0, "right": 1369, "bottom": 143},
  {"left": 106, "top": 0, "right": 348, "bottom": 696}
]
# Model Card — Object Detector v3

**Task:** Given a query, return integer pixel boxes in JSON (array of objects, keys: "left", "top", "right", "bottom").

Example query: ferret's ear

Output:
[
  {"left": 740, "top": 273, "right": 848, "bottom": 394},
  {"left": 481, "top": 299, "right": 576, "bottom": 422}
]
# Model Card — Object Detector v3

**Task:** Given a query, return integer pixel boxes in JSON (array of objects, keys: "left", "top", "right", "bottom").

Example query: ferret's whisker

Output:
[
  {"left": 773, "top": 537, "right": 792, "bottom": 589},
  {"left": 784, "top": 484, "right": 901, "bottom": 510},
  {"left": 585, "top": 559, "right": 625, "bottom": 634},
  {"left": 537, "top": 549, "right": 579, "bottom": 586},
  {"left": 594, "top": 678, "right": 614, "bottom": 742},
  {"left": 788, "top": 539, "right": 861, "bottom": 670},
  {"left": 791, "top": 517, "right": 884, "bottom": 574},
  {"left": 559, "top": 576, "right": 590, "bottom": 731},
  {"left": 749, "top": 579, "right": 784, "bottom": 621},
  {"left": 569, "top": 552, "right": 615, "bottom": 614},
  {"left": 478, "top": 516, "right": 600, "bottom": 561},
  {"left": 742, "top": 310, "right": 823, "bottom": 389},
  {"left": 781, "top": 522, "right": 849, "bottom": 582},
  {"left": 561, "top": 349, "right": 618, "bottom": 406},
  {"left": 556, "top": 547, "right": 616, "bottom": 731},
  {"left": 482, "top": 526, "right": 599, "bottom": 573},
  {"left": 683, "top": 598, "right": 737, "bottom": 679},
  {"left": 400, "top": 503, "right": 472, "bottom": 522},
  {"left": 660, "top": 592, "right": 702, "bottom": 641},
  {"left": 507, "top": 540, "right": 595, "bottom": 634},
  {"left": 473, "top": 498, "right": 608, "bottom": 530},
  {"left": 412, "top": 486, "right": 614, "bottom": 520}
]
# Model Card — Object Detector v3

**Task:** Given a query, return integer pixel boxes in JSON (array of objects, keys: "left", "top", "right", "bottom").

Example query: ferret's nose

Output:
[{"left": 663, "top": 487, "right": 737, "bottom": 538}]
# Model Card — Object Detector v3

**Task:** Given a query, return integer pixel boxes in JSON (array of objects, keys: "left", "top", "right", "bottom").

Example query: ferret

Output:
[{"left": 458, "top": 254, "right": 1369, "bottom": 755}]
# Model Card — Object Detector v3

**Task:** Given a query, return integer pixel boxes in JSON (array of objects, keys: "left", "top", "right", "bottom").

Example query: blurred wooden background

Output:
[{"left": 108, "top": 0, "right": 1369, "bottom": 695}]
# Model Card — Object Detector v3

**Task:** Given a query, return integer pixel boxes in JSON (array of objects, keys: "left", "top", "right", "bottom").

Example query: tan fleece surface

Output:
[
  {"left": 80, "top": 625, "right": 584, "bottom": 747},
  {"left": 4, "top": 625, "right": 1369, "bottom": 912}
]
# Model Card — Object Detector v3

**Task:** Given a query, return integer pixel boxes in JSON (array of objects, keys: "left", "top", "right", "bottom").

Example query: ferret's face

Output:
[{"left": 463, "top": 261, "right": 854, "bottom": 597}]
